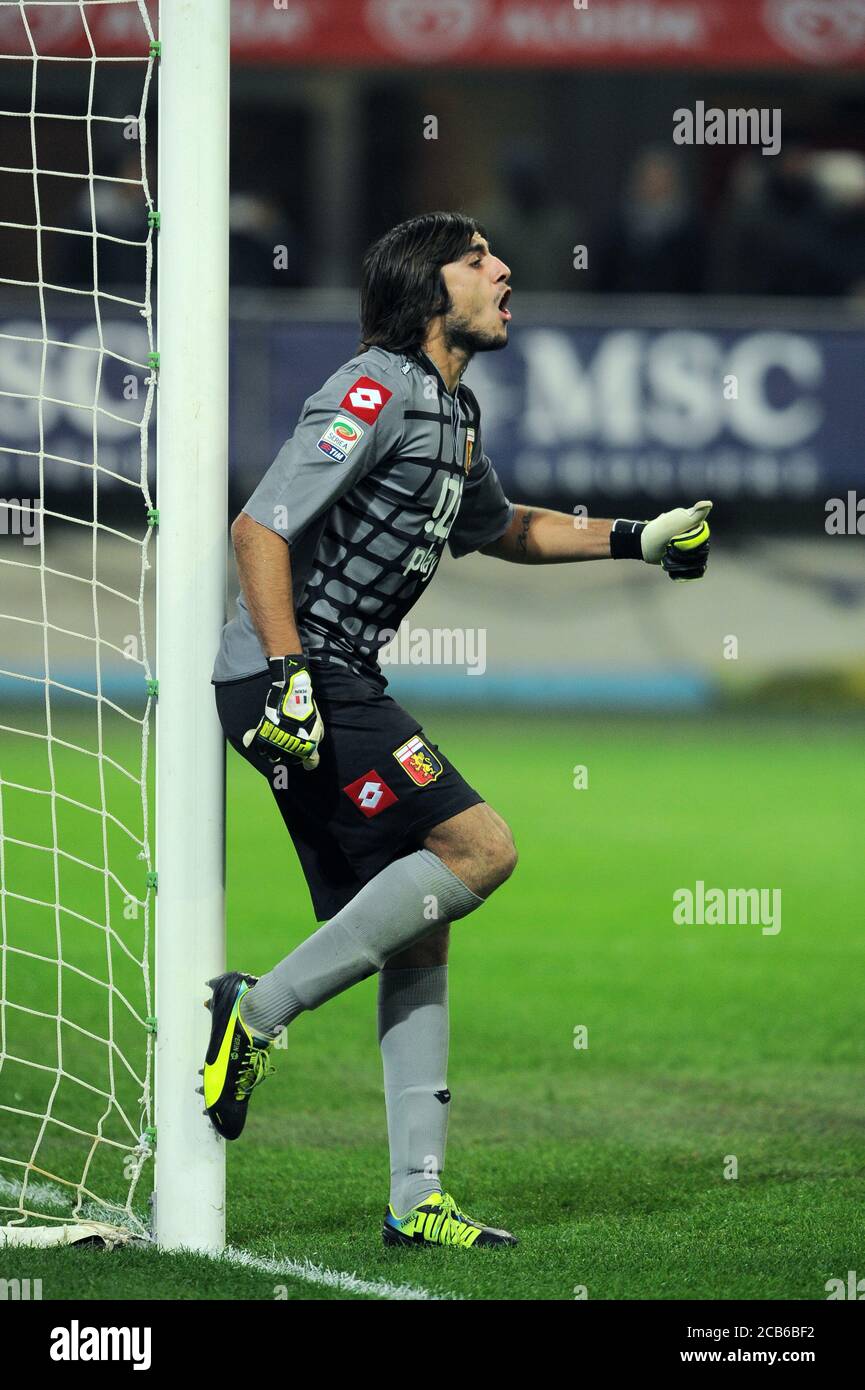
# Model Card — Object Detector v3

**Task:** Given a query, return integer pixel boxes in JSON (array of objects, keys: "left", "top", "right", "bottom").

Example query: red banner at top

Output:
[{"left": 2, "top": 0, "right": 865, "bottom": 69}]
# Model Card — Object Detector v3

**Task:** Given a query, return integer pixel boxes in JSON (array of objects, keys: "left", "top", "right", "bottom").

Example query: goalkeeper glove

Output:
[
  {"left": 610, "top": 500, "right": 712, "bottom": 581},
  {"left": 242, "top": 655, "right": 324, "bottom": 771}
]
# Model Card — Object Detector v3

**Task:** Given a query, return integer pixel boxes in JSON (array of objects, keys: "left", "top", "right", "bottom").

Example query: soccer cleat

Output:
[
  {"left": 202, "top": 971, "right": 275, "bottom": 1141},
  {"left": 382, "top": 1191, "right": 517, "bottom": 1249}
]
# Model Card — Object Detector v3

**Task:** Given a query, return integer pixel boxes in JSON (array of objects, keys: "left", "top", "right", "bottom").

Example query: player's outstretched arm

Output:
[
  {"left": 481, "top": 500, "right": 712, "bottom": 581},
  {"left": 481, "top": 506, "right": 613, "bottom": 562}
]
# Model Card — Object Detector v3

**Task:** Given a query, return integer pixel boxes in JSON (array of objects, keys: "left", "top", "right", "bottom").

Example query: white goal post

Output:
[
  {"left": 153, "top": 0, "right": 229, "bottom": 1253},
  {"left": 0, "top": 0, "right": 229, "bottom": 1253}
]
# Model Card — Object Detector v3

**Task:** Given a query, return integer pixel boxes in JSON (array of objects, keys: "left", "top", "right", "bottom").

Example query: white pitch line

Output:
[
  {"left": 0, "top": 1174, "right": 461, "bottom": 1300},
  {"left": 218, "top": 1244, "right": 462, "bottom": 1302},
  {"left": 0, "top": 1175, "right": 69, "bottom": 1210}
]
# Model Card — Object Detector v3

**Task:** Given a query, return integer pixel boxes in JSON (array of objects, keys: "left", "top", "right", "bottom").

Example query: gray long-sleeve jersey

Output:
[{"left": 212, "top": 345, "right": 514, "bottom": 685}]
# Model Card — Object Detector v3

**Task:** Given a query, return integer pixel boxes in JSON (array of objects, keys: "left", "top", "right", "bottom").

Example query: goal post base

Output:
[{"left": 0, "top": 1222, "right": 142, "bottom": 1251}]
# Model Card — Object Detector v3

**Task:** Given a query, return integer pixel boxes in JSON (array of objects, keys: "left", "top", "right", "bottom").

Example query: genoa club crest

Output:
[{"left": 393, "top": 735, "right": 443, "bottom": 787}]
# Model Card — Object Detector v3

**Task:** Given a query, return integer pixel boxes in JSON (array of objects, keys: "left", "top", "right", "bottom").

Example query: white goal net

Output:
[{"left": 0, "top": 0, "right": 159, "bottom": 1246}]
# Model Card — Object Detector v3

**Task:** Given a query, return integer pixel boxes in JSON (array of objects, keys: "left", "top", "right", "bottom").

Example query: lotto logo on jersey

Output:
[
  {"left": 339, "top": 376, "right": 393, "bottom": 423},
  {"left": 393, "top": 735, "right": 443, "bottom": 787},
  {"left": 317, "top": 414, "right": 365, "bottom": 463},
  {"left": 343, "top": 769, "right": 398, "bottom": 818}
]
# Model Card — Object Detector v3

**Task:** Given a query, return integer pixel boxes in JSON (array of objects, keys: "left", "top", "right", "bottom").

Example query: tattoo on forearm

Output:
[{"left": 516, "top": 510, "right": 533, "bottom": 561}]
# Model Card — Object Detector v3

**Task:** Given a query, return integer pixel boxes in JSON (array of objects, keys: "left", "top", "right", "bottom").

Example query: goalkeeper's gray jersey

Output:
[{"left": 212, "top": 346, "right": 514, "bottom": 684}]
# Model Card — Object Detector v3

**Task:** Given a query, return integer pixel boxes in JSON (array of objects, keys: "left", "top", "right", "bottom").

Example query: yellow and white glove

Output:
[
  {"left": 610, "top": 500, "right": 712, "bottom": 581},
  {"left": 242, "top": 655, "right": 324, "bottom": 770}
]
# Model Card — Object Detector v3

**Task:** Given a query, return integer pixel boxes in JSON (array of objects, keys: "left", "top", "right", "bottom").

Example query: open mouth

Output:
[{"left": 498, "top": 287, "right": 512, "bottom": 322}]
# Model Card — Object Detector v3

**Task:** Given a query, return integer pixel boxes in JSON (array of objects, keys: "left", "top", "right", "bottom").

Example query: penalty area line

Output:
[{"left": 218, "top": 1244, "right": 463, "bottom": 1301}]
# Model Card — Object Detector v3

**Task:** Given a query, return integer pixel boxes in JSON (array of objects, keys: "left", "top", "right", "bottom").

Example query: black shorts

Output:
[{"left": 214, "top": 664, "right": 484, "bottom": 920}]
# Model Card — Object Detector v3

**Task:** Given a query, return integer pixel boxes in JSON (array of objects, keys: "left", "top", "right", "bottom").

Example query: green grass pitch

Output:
[{"left": 1, "top": 710, "right": 863, "bottom": 1300}]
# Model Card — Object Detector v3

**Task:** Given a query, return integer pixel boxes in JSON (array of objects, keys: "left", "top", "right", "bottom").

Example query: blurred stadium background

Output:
[
  {"left": 0, "top": 0, "right": 863, "bottom": 1299},
  {"left": 1, "top": 0, "right": 864, "bottom": 712}
]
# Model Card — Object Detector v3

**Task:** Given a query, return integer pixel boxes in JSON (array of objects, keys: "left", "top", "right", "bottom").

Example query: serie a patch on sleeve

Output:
[{"left": 316, "top": 414, "right": 366, "bottom": 463}]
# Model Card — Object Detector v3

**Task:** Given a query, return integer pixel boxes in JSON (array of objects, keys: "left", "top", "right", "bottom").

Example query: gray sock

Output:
[
  {"left": 240, "top": 849, "right": 481, "bottom": 1039},
  {"left": 378, "top": 965, "right": 450, "bottom": 1218}
]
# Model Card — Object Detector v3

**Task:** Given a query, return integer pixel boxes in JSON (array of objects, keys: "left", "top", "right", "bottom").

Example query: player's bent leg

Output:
[
  {"left": 422, "top": 801, "right": 518, "bottom": 900},
  {"left": 239, "top": 799, "right": 515, "bottom": 1044},
  {"left": 237, "top": 849, "right": 483, "bottom": 1042}
]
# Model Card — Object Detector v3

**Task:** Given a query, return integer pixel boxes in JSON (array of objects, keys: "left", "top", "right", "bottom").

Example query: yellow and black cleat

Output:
[
  {"left": 382, "top": 1191, "right": 517, "bottom": 1249},
  {"left": 202, "top": 971, "right": 275, "bottom": 1141}
]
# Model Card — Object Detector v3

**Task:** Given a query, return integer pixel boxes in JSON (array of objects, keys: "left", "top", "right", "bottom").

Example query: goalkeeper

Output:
[{"left": 207, "top": 212, "right": 711, "bottom": 1250}]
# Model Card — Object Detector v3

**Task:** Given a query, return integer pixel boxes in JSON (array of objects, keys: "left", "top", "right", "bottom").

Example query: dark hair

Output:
[{"left": 359, "top": 211, "right": 486, "bottom": 355}]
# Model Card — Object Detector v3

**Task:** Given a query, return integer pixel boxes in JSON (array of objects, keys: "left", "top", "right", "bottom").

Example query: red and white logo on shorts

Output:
[
  {"left": 339, "top": 376, "right": 393, "bottom": 423},
  {"left": 343, "top": 769, "right": 398, "bottom": 818}
]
